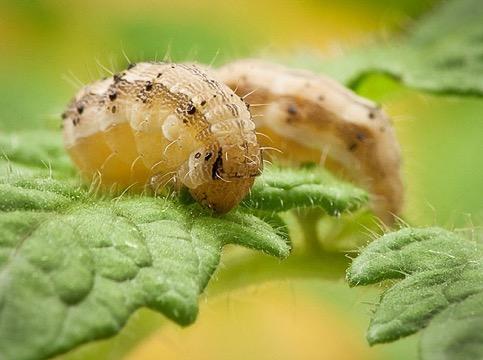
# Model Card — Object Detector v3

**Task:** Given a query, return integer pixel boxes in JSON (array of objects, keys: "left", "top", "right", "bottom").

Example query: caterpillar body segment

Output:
[
  {"left": 215, "top": 59, "right": 403, "bottom": 223},
  {"left": 62, "top": 62, "right": 262, "bottom": 213}
]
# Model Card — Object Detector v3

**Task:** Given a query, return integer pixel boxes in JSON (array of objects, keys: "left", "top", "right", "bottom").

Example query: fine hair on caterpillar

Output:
[
  {"left": 62, "top": 61, "right": 262, "bottom": 213},
  {"left": 62, "top": 58, "right": 403, "bottom": 222},
  {"left": 215, "top": 59, "right": 403, "bottom": 223}
]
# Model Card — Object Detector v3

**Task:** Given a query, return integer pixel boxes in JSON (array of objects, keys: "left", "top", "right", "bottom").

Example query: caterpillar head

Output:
[{"left": 178, "top": 140, "right": 262, "bottom": 214}]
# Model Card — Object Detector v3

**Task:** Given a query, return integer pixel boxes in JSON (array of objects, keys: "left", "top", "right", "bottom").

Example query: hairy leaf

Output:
[
  {"left": 290, "top": 0, "right": 483, "bottom": 96},
  {"left": 0, "top": 131, "right": 74, "bottom": 176},
  {"left": 244, "top": 166, "right": 368, "bottom": 215},
  {"left": 0, "top": 127, "right": 371, "bottom": 359},
  {"left": 0, "top": 175, "right": 290, "bottom": 360},
  {"left": 347, "top": 227, "right": 483, "bottom": 360}
]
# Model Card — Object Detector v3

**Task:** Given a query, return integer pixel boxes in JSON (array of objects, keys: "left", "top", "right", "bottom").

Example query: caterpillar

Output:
[
  {"left": 62, "top": 59, "right": 403, "bottom": 222},
  {"left": 62, "top": 62, "right": 261, "bottom": 213},
  {"left": 215, "top": 59, "right": 403, "bottom": 223}
]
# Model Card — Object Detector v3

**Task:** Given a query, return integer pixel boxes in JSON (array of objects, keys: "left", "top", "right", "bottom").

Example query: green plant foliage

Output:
[
  {"left": 0, "top": 129, "right": 368, "bottom": 360},
  {"left": 0, "top": 175, "right": 290, "bottom": 360},
  {"left": 0, "top": 131, "right": 73, "bottom": 177},
  {"left": 347, "top": 227, "right": 483, "bottom": 360},
  {"left": 243, "top": 166, "right": 368, "bottom": 215},
  {"left": 2, "top": 1, "right": 481, "bottom": 359},
  {"left": 291, "top": 0, "right": 483, "bottom": 96}
]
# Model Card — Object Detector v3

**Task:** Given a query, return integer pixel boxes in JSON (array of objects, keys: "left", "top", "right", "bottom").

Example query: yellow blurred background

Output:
[{"left": 2, "top": 1, "right": 482, "bottom": 359}]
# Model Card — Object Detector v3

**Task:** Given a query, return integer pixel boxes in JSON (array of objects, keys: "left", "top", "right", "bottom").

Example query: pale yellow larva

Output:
[
  {"left": 215, "top": 59, "right": 403, "bottom": 223},
  {"left": 62, "top": 62, "right": 262, "bottom": 213}
]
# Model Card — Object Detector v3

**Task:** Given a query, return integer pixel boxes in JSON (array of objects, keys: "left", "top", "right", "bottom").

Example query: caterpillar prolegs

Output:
[{"left": 62, "top": 60, "right": 403, "bottom": 221}]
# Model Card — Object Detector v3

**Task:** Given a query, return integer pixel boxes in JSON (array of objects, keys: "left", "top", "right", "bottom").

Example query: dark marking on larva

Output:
[
  {"left": 187, "top": 103, "right": 196, "bottom": 115},
  {"left": 349, "top": 143, "right": 357, "bottom": 151},
  {"left": 127, "top": 63, "right": 136, "bottom": 70},
  {"left": 230, "top": 173, "right": 245, "bottom": 179},
  {"left": 226, "top": 103, "right": 238, "bottom": 117},
  {"left": 184, "top": 64, "right": 205, "bottom": 79},
  {"left": 77, "top": 105, "right": 84, "bottom": 114},
  {"left": 206, "top": 79, "right": 219, "bottom": 90},
  {"left": 195, "top": 152, "right": 201, "bottom": 159},
  {"left": 109, "top": 92, "right": 117, "bottom": 101},
  {"left": 211, "top": 149, "right": 223, "bottom": 180},
  {"left": 200, "top": 100, "right": 207, "bottom": 106},
  {"left": 145, "top": 82, "right": 153, "bottom": 91},
  {"left": 205, "top": 152, "right": 212, "bottom": 161},
  {"left": 287, "top": 104, "right": 298, "bottom": 115},
  {"left": 111, "top": 105, "right": 117, "bottom": 114},
  {"left": 61, "top": 112, "right": 67, "bottom": 120},
  {"left": 72, "top": 117, "right": 80, "bottom": 126},
  {"left": 113, "top": 74, "right": 122, "bottom": 83},
  {"left": 156, "top": 73, "right": 162, "bottom": 78},
  {"left": 204, "top": 79, "right": 221, "bottom": 93},
  {"left": 356, "top": 133, "right": 365, "bottom": 141},
  {"left": 368, "top": 111, "right": 375, "bottom": 119}
]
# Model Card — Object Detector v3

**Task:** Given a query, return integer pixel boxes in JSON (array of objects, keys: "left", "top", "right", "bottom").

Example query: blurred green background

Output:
[{"left": 1, "top": 0, "right": 482, "bottom": 359}]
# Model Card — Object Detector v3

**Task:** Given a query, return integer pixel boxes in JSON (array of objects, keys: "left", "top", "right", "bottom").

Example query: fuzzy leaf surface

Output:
[
  {"left": 0, "top": 129, "right": 369, "bottom": 360},
  {"left": 0, "top": 175, "right": 290, "bottom": 360},
  {"left": 244, "top": 166, "right": 368, "bottom": 215},
  {"left": 347, "top": 227, "right": 483, "bottom": 360}
]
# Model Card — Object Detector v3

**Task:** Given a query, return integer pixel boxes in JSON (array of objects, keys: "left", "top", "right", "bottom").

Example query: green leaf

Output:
[
  {"left": 290, "top": 0, "right": 483, "bottom": 96},
  {"left": 244, "top": 165, "right": 368, "bottom": 215},
  {"left": 0, "top": 128, "right": 370, "bottom": 359},
  {"left": 347, "top": 227, "right": 483, "bottom": 360},
  {"left": 0, "top": 175, "right": 289, "bottom": 360},
  {"left": 0, "top": 131, "right": 74, "bottom": 177}
]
